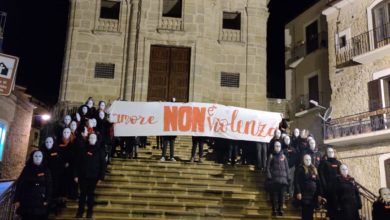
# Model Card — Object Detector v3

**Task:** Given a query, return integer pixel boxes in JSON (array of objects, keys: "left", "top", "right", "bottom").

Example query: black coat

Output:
[
  {"left": 58, "top": 139, "right": 74, "bottom": 167},
  {"left": 307, "top": 150, "right": 322, "bottom": 168},
  {"left": 283, "top": 145, "right": 299, "bottom": 168},
  {"left": 372, "top": 200, "right": 390, "bottom": 220},
  {"left": 318, "top": 158, "right": 342, "bottom": 193},
  {"left": 334, "top": 176, "right": 362, "bottom": 220},
  {"left": 74, "top": 143, "right": 106, "bottom": 180},
  {"left": 96, "top": 118, "right": 112, "bottom": 145},
  {"left": 40, "top": 146, "right": 64, "bottom": 198},
  {"left": 294, "top": 165, "right": 320, "bottom": 205},
  {"left": 14, "top": 164, "right": 52, "bottom": 216},
  {"left": 297, "top": 137, "right": 309, "bottom": 156},
  {"left": 267, "top": 152, "right": 290, "bottom": 185}
]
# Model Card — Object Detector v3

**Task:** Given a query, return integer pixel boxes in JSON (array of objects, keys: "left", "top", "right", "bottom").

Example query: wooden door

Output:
[
  {"left": 147, "top": 46, "right": 190, "bottom": 102},
  {"left": 385, "top": 158, "right": 390, "bottom": 188}
]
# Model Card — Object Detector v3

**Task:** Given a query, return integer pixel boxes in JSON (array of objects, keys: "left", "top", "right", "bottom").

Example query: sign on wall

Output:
[
  {"left": 0, "top": 53, "right": 19, "bottom": 96},
  {"left": 108, "top": 101, "right": 282, "bottom": 143}
]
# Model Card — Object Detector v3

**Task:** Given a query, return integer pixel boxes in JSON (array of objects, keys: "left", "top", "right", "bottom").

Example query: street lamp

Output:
[
  {"left": 309, "top": 100, "right": 327, "bottom": 110},
  {"left": 310, "top": 99, "right": 332, "bottom": 143},
  {"left": 40, "top": 114, "right": 51, "bottom": 121}
]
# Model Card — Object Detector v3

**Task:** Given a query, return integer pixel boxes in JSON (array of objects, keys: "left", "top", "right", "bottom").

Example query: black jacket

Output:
[
  {"left": 318, "top": 158, "right": 342, "bottom": 193},
  {"left": 283, "top": 145, "right": 299, "bottom": 168},
  {"left": 294, "top": 165, "right": 320, "bottom": 205},
  {"left": 40, "top": 145, "right": 64, "bottom": 198},
  {"left": 74, "top": 143, "right": 106, "bottom": 180},
  {"left": 267, "top": 152, "right": 290, "bottom": 185},
  {"left": 334, "top": 176, "right": 362, "bottom": 220},
  {"left": 307, "top": 150, "right": 322, "bottom": 168},
  {"left": 372, "top": 199, "right": 390, "bottom": 220},
  {"left": 14, "top": 163, "right": 52, "bottom": 216}
]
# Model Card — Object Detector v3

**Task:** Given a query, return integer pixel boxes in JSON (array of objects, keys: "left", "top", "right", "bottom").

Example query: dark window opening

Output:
[
  {"left": 306, "top": 20, "right": 319, "bottom": 54},
  {"left": 308, "top": 75, "right": 319, "bottom": 108},
  {"left": 223, "top": 12, "right": 241, "bottom": 30},
  {"left": 221, "top": 72, "right": 240, "bottom": 88},
  {"left": 100, "top": 0, "right": 121, "bottom": 20},
  {"left": 95, "top": 63, "right": 115, "bottom": 79},
  {"left": 339, "top": 35, "right": 347, "bottom": 48},
  {"left": 163, "top": 0, "right": 182, "bottom": 18}
]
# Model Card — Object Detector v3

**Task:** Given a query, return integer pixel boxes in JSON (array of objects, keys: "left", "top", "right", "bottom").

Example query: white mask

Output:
[
  {"left": 87, "top": 100, "right": 93, "bottom": 108},
  {"left": 309, "top": 139, "right": 316, "bottom": 151},
  {"left": 45, "top": 137, "right": 54, "bottom": 150},
  {"left": 82, "top": 106, "right": 88, "bottom": 115},
  {"left": 99, "top": 101, "right": 106, "bottom": 110},
  {"left": 92, "top": 118, "right": 97, "bottom": 128},
  {"left": 76, "top": 113, "right": 81, "bottom": 122},
  {"left": 89, "top": 134, "right": 97, "bottom": 145},
  {"left": 33, "top": 151, "right": 43, "bottom": 166},
  {"left": 293, "top": 128, "right": 300, "bottom": 137},
  {"left": 274, "top": 141, "right": 281, "bottom": 153},
  {"left": 64, "top": 115, "right": 71, "bottom": 126},
  {"left": 70, "top": 121, "right": 77, "bottom": 132},
  {"left": 275, "top": 130, "right": 281, "bottom": 139},
  {"left": 379, "top": 188, "right": 390, "bottom": 203},
  {"left": 172, "top": 97, "right": 176, "bottom": 102},
  {"left": 99, "top": 111, "right": 105, "bottom": 120},
  {"left": 81, "top": 127, "right": 88, "bottom": 137},
  {"left": 303, "top": 154, "right": 312, "bottom": 166},
  {"left": 340, "top": 164, "right": 349, "bottom": 177},
  {"left": 88, "top": 119, "right": 94, "bottom": 128},
  {"left": 300, "top": 129, "right": 308, "bottom": 138},
  {"left": 327, "top": 148, "right": 335, "bottom": 158},
  {"left": 283, "top": 136, "right": 290, "bottom": 145},
  {"left": 63, "top": 128, "right": 71, "bottom": 140}
]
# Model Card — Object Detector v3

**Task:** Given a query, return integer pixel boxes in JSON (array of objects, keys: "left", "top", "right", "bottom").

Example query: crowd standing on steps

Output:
[{"left": 11, "top": 96, "right": 390, "bottom": 219}]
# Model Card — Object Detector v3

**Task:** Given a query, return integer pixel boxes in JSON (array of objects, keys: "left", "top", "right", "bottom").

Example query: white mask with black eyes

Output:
[
  {"left": 64, "top": 115, "right": 71, "bottom": 126},
  {"left": 379, "top": 188, "right": 390, "bottom": 203},
  {"left": 99, "top": 102, "right": 106, "bottom": 110},
  {"left": 91, "top": 118, "right": 97, "bottom": 128},
  {"left": 45, "top": 137, "right": 54, "bottom": 150},
  {"left": 303, "top": 154, "right": 312, "bottom": 166},
  {"left": 70, "top": 121, "right": 77, "bottom": 132},
  {"left": 87, "top": 100, "right": 93, "bottom": 108},
  {"left": 327, "top": 148, "right": 335, "bottom": 158},
  {"left": 33, "top": 151, "right": 43, "bottom": 166},
  {"left": 89, "top": 134, "right": 97, "bottom": 145},
  {"left": 63, "top": 128, "right": 71, "bottom": 140},
  {"left": 293, "top": 128, "right": 300, "bottom": 137},
  {"left": 309, "top": 139, "right": 316, "bottom": 151},
  {"left": 82, "top": 106, "right": 88, "bottom": 115},
  {"left": 284, "top": 136, "right": 290, "bottom": 145},
  {"left": 99, "top": 111, "right": 105, "bottom": 120},
  {"left": 274, "top": 141, "right": 281, "bottom": 153},
  {"left": 275, "top": 129, "right": 281, "bottom": 139},
  {"left": 340, "top": 164, "right": 349, "bottom": 177}
]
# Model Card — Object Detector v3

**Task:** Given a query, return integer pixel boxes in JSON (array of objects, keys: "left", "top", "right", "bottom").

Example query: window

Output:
[
  {"left": 339, "top": 36, "right": 347, "bottom": 48},
  {"left": 100, "top": 0, "right": 121, "bottom": 20},
  {"left": 372, "top": 1, "right": 390, "bottom": 45},
  {"left": 95, "top": 63, "right": 115, "bottom": 79},
  {"left": 221, "top": 72, "right": 240, "bottom": 88},
  {"left": 305, "top": 20, "right": 319, "bottom": 54},
  {"left": 223, "top": 12, "right": 241, "bottom": 30},
  {"left": 0, "top": 121, "right": 7, "bottom": 161},
  {"left": 308, "top": 75, "right": 319, "bottom": 108},
  {"left": 162, "top": 0, "right": 182, "bottom": 18}
]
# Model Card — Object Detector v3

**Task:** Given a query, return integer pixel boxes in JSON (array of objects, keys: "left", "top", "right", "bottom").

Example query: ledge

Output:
[
  {"left": 324, "top": 128, "right": 390, "bottom": 147},
  {"left": 352, "top": 44, "right": 390, "bottom": 64}
]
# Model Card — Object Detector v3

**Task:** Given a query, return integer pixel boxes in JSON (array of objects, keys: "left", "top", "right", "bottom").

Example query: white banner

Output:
[{"left": 108, "top": 101, "right": 282, "bottom": 143}]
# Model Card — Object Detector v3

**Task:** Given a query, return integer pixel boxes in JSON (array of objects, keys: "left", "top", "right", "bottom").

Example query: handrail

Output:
[
  {"left": 355, "top": 181, "right": 377, "bottom": 220},
  {"left": 0, "top": 181, "right": 17, "bottom": 220}
]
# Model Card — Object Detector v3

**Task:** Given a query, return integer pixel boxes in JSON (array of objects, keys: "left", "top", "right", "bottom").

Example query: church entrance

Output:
[{"left": 147, "top": 45, "right": 190, "bottom": 102}]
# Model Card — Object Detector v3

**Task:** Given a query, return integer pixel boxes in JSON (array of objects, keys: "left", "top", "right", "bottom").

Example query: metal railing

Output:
[
  {"left": 293, "top": 92, "right": 330, "bottom": 115},
  {"left": 0, "top": 180, "right": 16, "bottom": 220},
  {"left": 287, "top": 32, "right": 328, "bottom": 65},
  {"left": 336, "top": 22, "right": 390, "bottom": 65},
  {"left": 356, "top": 181, "right": 377, "bottom": 220},
  {"left": 325, "top": 112, "right": 390, "bottom": 140}
]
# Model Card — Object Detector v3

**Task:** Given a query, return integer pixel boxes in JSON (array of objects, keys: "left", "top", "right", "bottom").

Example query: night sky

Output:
[{"left": 0, "top": 0, "right": 318, "bottom": 105}]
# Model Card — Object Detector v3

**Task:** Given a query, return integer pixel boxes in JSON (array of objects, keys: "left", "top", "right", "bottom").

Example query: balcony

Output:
[
  {"left": 158, "top": 17, "right": 184, "bottom": 31},
  {"left": 286, "top": 32, "right": 328, "bottom": 68},
  {"left": 336, "top": 22, "right": 390, "bottom": 66},
  {"left": 324, "top": 107, "right": 390, "bottom": 146},
  {"left": 293, "top": 92, "right": 330, "bottom": 117}
]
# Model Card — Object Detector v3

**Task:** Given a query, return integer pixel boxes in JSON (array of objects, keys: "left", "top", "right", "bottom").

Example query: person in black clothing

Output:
[
  {"left": 297, "top": 129, "right": 309, "bottom": 157},
  {"left": 279, "top": 114, "right": 288, "bottom": 134},
  {"left": 76, "top": 105, "right": 90, "bottom": 128},
  {"left": 40, "top": 136, "right": 65, "bottom": 214},
  {"left": 96, "top": 110, "right": 113, "bottom": 161},
  {"left": 55, "top": 115, "right": 72, "bottom": 141},
  {"left": 85, "top": 97, "right": 97, "bottom": 119},
  {"left": 283, "top": 135, "right": 298, "bottom": 197},
  {"left": 268, "top": 129, "right": 282, "bottom": 161},
  {"left": 190, "top": 136, "right": 205, "bottom": 163},
  {"left": 267, "top": 141, "right": 290, "bottom": 216},
  {"left": 256, "top": 141, "right": 267, "bottom": 171},
  {"left": 227, "top": 139, "right": 239, "bottom": 165},
  {"left": 318, "top": 147, "right": 342, "bottom": 220},
  {"left": 307, "top": 139, "right": 322, "bottom": 168},
  {"left": 14, "top": 150, "right": 52, "bottom": 220},
  {"left": 334, "top": 164, "right": 362, "bottom": 220},
  {"left": 295, "top": 154, "right": 322, "bottom": 220},
  {"left": 160, "top": 135, "right": 176, "bottom": 161},
  {"left": 74, "top": 133, "right": 106, "bottom": 218},
  {"left": 291, "top": 128, "right": 300, "bottom": 150},
  {"left": 372, "top": 187, "right": 390, "bottom": 220}
]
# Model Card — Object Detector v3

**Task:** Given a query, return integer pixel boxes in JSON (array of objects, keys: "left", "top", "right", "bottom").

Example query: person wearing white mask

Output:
[
  {"left": 98, "top": 101, "right": 106, "bottom": 111},
  {"left": 40, "top": 136, "right": 65, "bottom": 212},
  {"left": 372, "top": 187, "right": 390, "bottom": 219},
  {"left": 76, "top": 105, "right": 90, "bottom": 127},
  {"left": 318, "top": 147, "right": 342, "bottom": 220},
  {"left": 267, "top": 141, "right": 290, "bottom": 216},
  {"left": 334, "top": 164, "right": 362, "bottom": 220},
  {"left": 282, "top": 135, "right": 298, "bottom": 198},
  {"left": 268, "top": 129, "right": 282, "bottom": 161},
  {"left": 294, "top": 154, "right": 322, "bottom": 220},
  {"left": 307, "top": 139, "right": 322, "bottom": 168},
  {"left": 291, "top": 128, "right": 300, "bottom": 150},
  {"left": 14, "top": 150, "right": 52, "bottom": 220},
  {"left": 85, "top": 97, "right": 96, "bottom": 118},
  {"left": 74, "top": 133, "right": 105, "bottom": 218}
]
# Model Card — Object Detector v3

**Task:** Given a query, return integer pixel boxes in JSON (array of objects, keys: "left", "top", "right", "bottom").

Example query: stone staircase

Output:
[{"left": 52, "top": 136, "right": 302, "bottom": 220}]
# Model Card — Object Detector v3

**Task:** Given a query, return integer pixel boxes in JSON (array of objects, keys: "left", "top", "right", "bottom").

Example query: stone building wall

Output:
[
  {"left": 60, "top": 0, "right": 269, "bottom": 110},
  {"left": 0, "top": 88, "right": 34, "bottom": 179}
]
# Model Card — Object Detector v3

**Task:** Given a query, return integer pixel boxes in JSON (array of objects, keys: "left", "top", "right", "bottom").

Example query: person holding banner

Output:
[
  {"left": 190, "top": 136, "right": 204, "bottom": 163},
  {"left": 160, "top": 135, "right": 176, "bottom": 161}
]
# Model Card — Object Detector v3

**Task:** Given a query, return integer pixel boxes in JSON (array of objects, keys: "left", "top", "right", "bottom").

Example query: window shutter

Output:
[{"left": 367, "top": 79, "right": 382, "bottom": 111}]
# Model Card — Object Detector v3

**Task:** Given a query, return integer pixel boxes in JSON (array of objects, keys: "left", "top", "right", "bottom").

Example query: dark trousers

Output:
[
  {"left": 301, "top": 203, "right": 315, "bottom": 220},
  {"left": 156, "top": 136, "right": 163, "bottom": 149},
  {"left": 21, "top": 214, "right": 48, "bottom": 220},
  {"left": 191, "top": 138, "right": 204, "bottom": 158},
  {"left": 77, "top": 178, "right": 98, "bottom": 214},
  {"left": 228, "top": 141, "right": 238, "bottom": 163},
  {"left": 162, "top": 139, "right": 175, "bottom": 159},
  {"left": 62, "top": 165, "right": 78, "bottom": 199},
  {"left": 256, "top": 142, "right": 267, "bottom": 169},
  {"left": 271, "top": 183, "right": 286, "bottom": 211}
]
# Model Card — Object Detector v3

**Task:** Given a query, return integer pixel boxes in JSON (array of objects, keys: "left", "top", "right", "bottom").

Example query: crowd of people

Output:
[{"left": 11, "top": 97, "right": 390, "bottom": 220}]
